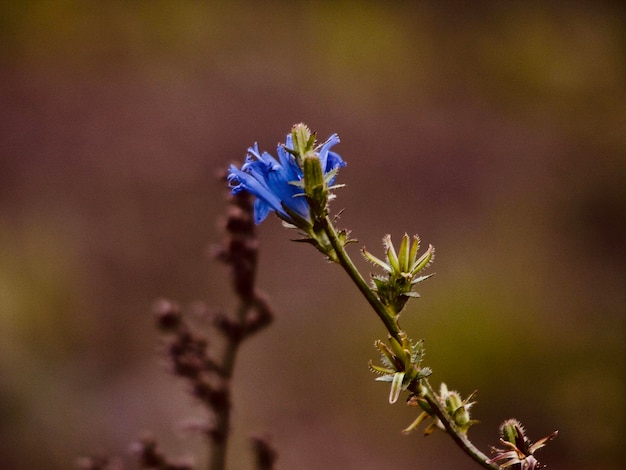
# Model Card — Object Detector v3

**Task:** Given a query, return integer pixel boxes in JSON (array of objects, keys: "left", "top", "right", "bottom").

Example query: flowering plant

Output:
[{"left": 227, "top": 123, "right": 557, "bottom": 470}]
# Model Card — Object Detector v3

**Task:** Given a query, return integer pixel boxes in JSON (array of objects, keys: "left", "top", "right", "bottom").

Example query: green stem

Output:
[
  {"left": 418, "top": 381, "right": 500, "bottom": 470},
  {"left": 320, "top": 216, "right": 498, "bottom": 470},
  {"left": 319, "top": 217, "right": 401, "bottom": 341}
]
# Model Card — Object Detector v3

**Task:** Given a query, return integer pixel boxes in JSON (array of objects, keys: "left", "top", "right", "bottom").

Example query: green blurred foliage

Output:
[{"left": 0, "top": 1, "right": 624, "bottom": 469}]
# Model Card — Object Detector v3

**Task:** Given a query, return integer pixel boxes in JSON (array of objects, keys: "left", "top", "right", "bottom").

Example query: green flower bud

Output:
[
  {"left": 488, "top": 419, "right": 558, "bottom": 469},
  {"left": 500, "top": 419, "right": 524, "bottom": 446},
  {"left": 303, "top": 154, "right": 328, "bottom": 221},
  {"left": 290, "top": 123, "right": 316, "bottom": 163},
  {"left": 444, "top": 390, "right": 463, "bottom": 414},
  {"left": 362, "top": 234, "right": 435, "bottom": 316},
  {"left": 438, "top": 383, "right": 477, "bottom": 434}
]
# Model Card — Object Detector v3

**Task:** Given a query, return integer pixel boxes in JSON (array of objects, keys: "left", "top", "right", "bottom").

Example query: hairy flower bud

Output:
[
  {"left": 362, "top": 234, "right": 435, "bottom": 316},
  {"left": 488, "top": 419, "right": 558, "bottom": 469},
  {"left": 290, "top": 123, "right": 316, "bottom": 163}
]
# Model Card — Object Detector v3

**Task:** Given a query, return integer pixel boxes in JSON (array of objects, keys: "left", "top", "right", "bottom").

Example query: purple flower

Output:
[{"left": 228, "top": 128, "right": 345, "bottom": 225}]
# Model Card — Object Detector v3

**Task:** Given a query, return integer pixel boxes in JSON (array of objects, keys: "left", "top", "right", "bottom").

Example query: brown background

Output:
[{"left": 1, "top": 2, "right": 624, "bottom": 469}]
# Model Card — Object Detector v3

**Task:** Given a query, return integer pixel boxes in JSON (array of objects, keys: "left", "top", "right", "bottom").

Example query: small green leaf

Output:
[
  {"left": 402, "top": 411, "right": 430, "bottom": 435},
  {"left": 411, "top": 244, "right": 435, "bottom": 274},
  {"left": 368, "top": 360, "right": 394, "bottom": 375},
  {"left": 374, "top": 340, "right": 396, "bottom": 369},
  {"left": 375, "top": 375, "right": 395, "bottom": 382},
  {"left": 384, "top": 235, "right": 400, "bottom": 273},
  {"left": 409, "top": 235, "right": 420, "bottom": 266},
  {"left": 388, "top": 335, "right": 406, "bottom": 363},
  {"left": 398, "top": 233, "right": 410, "bottom": 272},
  {"left": 389, "top": 372, "right": 405, "bottom": 404},
  {"left": 418, "top": 367, "right": 432, "bottom": 378},
  {"left": 410, "top": 273, "right": 435, "bottom": 286},
  {"left": 362, "top": 248, "right": 391, "bottom": 272}
]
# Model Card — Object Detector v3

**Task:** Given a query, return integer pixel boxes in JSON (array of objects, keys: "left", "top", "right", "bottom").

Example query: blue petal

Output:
[
  {"left": 318, "top": 134, "right": 342, "bottom": 171},
  {"left": 253, "top": 197, "right": 272, "bottom": 224},
  {"left": 228, "top": 165, "right": 284, "bottom": 215},
  {"left": 326, "top": 151, "right": 346, "bottom": 185},
  {"left": 227, "top": 130, "right": 346, "bottom": 225}
]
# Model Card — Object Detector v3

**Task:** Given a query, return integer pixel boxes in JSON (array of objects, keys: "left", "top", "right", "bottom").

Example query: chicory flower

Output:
[{"left": 228, "top": 124, "right": 345, "bottom": 226}]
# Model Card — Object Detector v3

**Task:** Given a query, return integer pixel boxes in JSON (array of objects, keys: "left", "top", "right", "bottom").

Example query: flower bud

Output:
[
  {"left": 439, "top": 383, "right": 476, "bottom": 434},
  {"left": 362, "top": 234, "right": 434, "bottom": 316},
  {"left": 303, "top": 154, "right": 328, "bottom": 221},
  {"left": 500, "top": 419, "right": 525, "bottom": 447},
  {"left": 290, "top": 123, "right": 316, "bottom": 162},
  {"left": 488, "top": 419, "right": 558, "bottom": 469}
]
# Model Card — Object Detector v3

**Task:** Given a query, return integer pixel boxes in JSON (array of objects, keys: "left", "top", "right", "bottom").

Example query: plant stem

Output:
[
  {"left": 209, "top": 191, "right": 262, "bottom": 470},
  {"left": 417, "top": 381, "right": 500, "bottom": 470},
  {"left": 207, "top": 309, "right": 241, "bottom": 470},
  {"left": 320, "top": 217, "right": 401, "bottom": 341},
  {"left": 320, "top": 216, "right": 498, "bottom": 470}
]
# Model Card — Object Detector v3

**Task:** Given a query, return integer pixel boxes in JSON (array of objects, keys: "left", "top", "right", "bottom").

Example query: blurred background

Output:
[{"left": 1, "top": 1, "right": 624, "bottom": 469}]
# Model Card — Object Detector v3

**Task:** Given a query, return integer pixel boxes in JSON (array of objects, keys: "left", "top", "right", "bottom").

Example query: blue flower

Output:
[{"left": 228, "top": 129, "right": 345, "bottom": 225}]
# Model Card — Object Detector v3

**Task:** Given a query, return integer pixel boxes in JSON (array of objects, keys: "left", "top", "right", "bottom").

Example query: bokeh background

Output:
[{"left": 1, "top": 1, "right": 624, "bottom": 469}]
